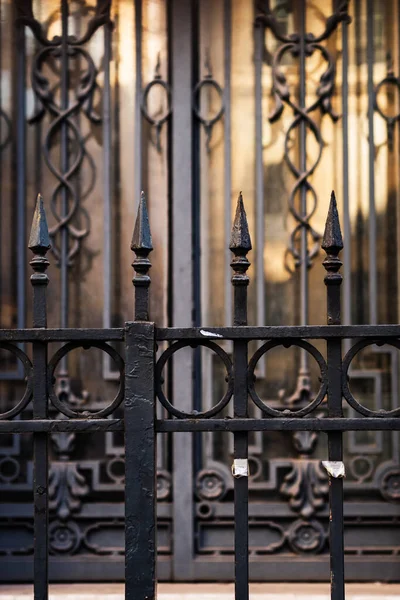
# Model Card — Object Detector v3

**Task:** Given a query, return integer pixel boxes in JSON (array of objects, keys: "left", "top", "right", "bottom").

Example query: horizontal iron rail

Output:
[
  {"left": 156, "top": 417, "right": 400, "bottom": 432},
  {"left": 1, "top": 325, "right": 400, "bottom": 342},
  {"left": 0, "top": 419, "right": 123, "bottom": 433},
  {"left": 155, "top": 325, "right": 400, "bottom": 340},
  {"left": 0, "top": 328, "right": 125, "bottom": 342},
  {"left": 1, "top": 417, "right": 399, "bottom": 434}
]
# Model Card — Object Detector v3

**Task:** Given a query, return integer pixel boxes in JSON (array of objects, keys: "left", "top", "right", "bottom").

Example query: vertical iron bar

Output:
[
  {"left": 103, "top": 19, "right": 112, "bottom": 376},
  {"left": 299, "top": 0, "right": 308, "bottom": 336},
  {"left": 298, "top": 0, "right": 309, "bottom": 383},
  {"left": 16, "top": 16, "right": 26, "bottom": 333},
  {"left": 322, "top": 192, "right": 345, "bottom": 600},
  {"left": 255, "top": 14, "right": 266, "bottom": 380},
  {"left": 29, "top": 195, "right": 51, "bottom": 600},
  {"left": 255, "top": 18, "right": 265, "bottom": 333},
  {"left": 171, "top": 0, "right": 194, "bottom": 580},
  {"left": 124, "top": 322, "right": 156, "bottom": 600},
  {"left": 230, "top": 193, "right": 251, "bottom": 600},
  {"left": 224, "top": 0, "right": 232, "bottom": 327},
  {"left": 342, "top": 6, "right": 351, "bottom": 353},
  {"left": 192, "top": 0, "right": 202, "bottom": 470},
  {"left": 60, "top": 0, "right": 69, "bottom": 332},
  {"left": 367, "top": 0, "right": 377, "bottom": 324},
  {"left": 134, "top": 0, "right": 142, "bottom": 210}
]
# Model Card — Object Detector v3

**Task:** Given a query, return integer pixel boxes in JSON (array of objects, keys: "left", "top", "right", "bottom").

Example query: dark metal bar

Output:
[
  {"left": 230, "top": 193, "right": 251, "bottom": 600},
  {"left": 2, "top": 416, "right": 400, "bottom": 435},
  {"left": 367, "top": 0, "right": 377, "bottom": 324},
  {"left": 60, "top": 0, "right": 69, "bottom": 331},
  {"left": 298, "top": 0, "right": 309, "bottom": 380},
  {"left": 156, "top": 418, "right": 400, "bottom": 433},
  {"left": 4, "top": 322, "right": 400, "bottom": 343},
  {"left": 342, "top": 3, "right": 351, "bottom": 341},
  {"left": 16, "top": 11, "right": 26, "bottom": 334},
  {"left": 134, "top": 0, "right": 142, "bottom": 206},
  {"left": 131, "top": 192, "right": 153, "bottom": 321},
  {"left": 155, "top": 324, "right": 400, "bottom": 340},
  {"left": 254, "top": 8, "right": 265, "bottom": 379},
  {"left": 0, "top": 419, "right": 123, "bottom": 433},
  {"left": 124, "top": 322, "right": 156, "bottom": 600},
  {"left": 103, "top": 18, "right": 113, "bottom": 375},
  {"left": 171, "top": 0, "right": 195, "bottom": 579},
  {"left": 322, "top": 193, "right": 345, "bottom": 600},
  {"left": 29, "top": 195, "right": 51, "bottom": 600},
  {"left": 224, "top": 0, "right": 232, "bottom": 326},
  {"left": 0, "top": 328, "right": 125, "bottom": 341}
]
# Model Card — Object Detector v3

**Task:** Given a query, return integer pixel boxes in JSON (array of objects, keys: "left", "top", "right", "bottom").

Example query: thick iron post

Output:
[
  {"left": 125, "top": 200, "right": 156, "bottom": 599},
  {"left": 29, "top": 194, "right": 51, "bottom": 600},
  {"left": 230, "top": 193, "right": 251, "bottom": 600},
  {"left": 322, "top": 191, "right": 345, "bottom": 600},
  {"left": 124, "top": 322, "right": 156, "bottom": 600},
  {"left": 131, "top": 192, "right": 153, "bottom": 321}
]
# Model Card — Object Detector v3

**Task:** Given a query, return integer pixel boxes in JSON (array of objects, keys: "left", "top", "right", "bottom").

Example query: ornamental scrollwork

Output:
[
  {"left": 280, "top": 431, "right": 328, "bottom": 519},
  {"left": 255, "top": 2, "right": 351, "bottom": 271},
  {"left": 142, "top": 53, "right": 172, "bottom": 153},
  {"left": 193, "top": 50, "right": 224, "bottom": 153},
  {"left": 16, "top": 0, "right": 112, "bottom": 265},
  {"left": 374, "top": 52, "right": 400, "bottom": 152}
]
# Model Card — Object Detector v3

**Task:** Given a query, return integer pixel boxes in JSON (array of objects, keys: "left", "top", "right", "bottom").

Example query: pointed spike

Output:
[
  {"left": 131, "top": 191, "right": 153, "bottom": 252},
  {"left": 229, "top": 192, "right": 252, "bottom": 253},
  {"left": 28, "top": 194, "right": 51, "bottom": 254},
  {"left": 322, "top": 191, "right": 343, "bottom": 254}
]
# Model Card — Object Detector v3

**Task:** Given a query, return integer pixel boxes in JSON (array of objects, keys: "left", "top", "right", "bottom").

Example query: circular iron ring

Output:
[
  {"left": 0, "top": 343, "right": 33, "bottom": 420},
  {"left": 248, "top": 340, "right": 327, "bottom": 417},
  {"left": 342, "top": 339, "right": 400, "bottom": 417},
  {"left": 141, "top": 79, "right": 172, "bottom": 128},
  {"left": 48, "top": 342, "right": 124, "bottom": 418},
  {"left": 156, "top": 340, "right": 233, "bottom": 419},
  {"left": 192, "top": 79, "right": 224, "bottom": 130}
]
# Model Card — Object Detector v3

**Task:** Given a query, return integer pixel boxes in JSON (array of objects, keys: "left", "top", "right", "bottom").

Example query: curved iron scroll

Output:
[
  {"left": 374, "top": 52, "right": 400, "bottom": 152},
  {"left": 193, "top": 51, "right": 224, "bottom": 153},
  {"left": 255, "top": 2, "right": 351, "bottom": 271},
  {"left": 16, "top": 0, "right": 112, "bottom": 265},
  {"left": 141, "top": 53, "right": 172, "bottom": 153}
]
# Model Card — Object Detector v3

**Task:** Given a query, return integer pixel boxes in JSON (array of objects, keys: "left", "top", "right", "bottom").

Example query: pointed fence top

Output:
[
  {"left": 131, "top": 191, "right": 153, "bottom": 252},
  {"left": 322, "top": 191, "right": 343, "bottom": 255},
  {"left": 229, "top": 192, "right": 252, "bottom": 253},
  {"left": 28, "top": 194, "right": 51, "bottom": 254}
]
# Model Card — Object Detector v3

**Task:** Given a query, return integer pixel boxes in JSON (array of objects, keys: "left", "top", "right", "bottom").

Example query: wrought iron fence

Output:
[{"left": 1, "top": 189, "right": 400, "bottom": 600}]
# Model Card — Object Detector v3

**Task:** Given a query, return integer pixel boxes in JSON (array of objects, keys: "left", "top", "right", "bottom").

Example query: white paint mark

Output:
[
  {"left": 200, "top": 329, "right": 223, "bottom": 338},
  {"left": 322, "top": 460, "right": 345, "bottom": 478},
  {"left": 231, "top": 458, "right": 248, "bottom": 478}
]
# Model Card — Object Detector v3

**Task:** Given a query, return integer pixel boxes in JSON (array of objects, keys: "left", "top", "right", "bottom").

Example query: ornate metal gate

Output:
[
  {"left": 1, "top": 189, "right": 400, "bottom": 600},
  {"left": 0, "top": 0, "right": 400, "bottom": 585}
]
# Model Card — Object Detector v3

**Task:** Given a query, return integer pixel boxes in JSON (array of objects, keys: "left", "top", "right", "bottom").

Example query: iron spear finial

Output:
[
  {"left": 131, "top": 191, "right": 153, "bottom": 253},
  {"left": 322, "top": 191, "right": 343, "bottom": 256},
  {"left": 28, "top": 193, "right": 51, "bottom": 256},
  {"left": 29, "top": 194, "right": 51, "bottom": 328},
  {"left": 230, "top": 192, "right": 252, "bottom": 326},
  {"left": 229, "top": 192, "right": 252, "bottom": 254},
  {"left": 131, "top": 191, "right": 153, "bottom": 321},
  {"left": 322, "top": 191, "right": 343, "bottom": 325}
]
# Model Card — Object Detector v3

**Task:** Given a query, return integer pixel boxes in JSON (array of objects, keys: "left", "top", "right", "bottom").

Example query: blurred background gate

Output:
[{"left": 0, "top": 0, "right": 399, "bottom": 582}]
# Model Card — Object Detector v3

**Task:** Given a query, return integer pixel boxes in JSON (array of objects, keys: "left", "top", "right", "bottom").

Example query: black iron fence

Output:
[{"left": 1, "top": 190, "right": 400, "bottom": 600}]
